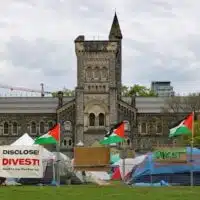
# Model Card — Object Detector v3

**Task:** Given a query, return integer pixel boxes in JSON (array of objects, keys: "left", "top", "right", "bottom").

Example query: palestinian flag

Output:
[
  {"left": 34, "top": 123, "right": 60, "bottom": 145},
  {"left": 169, "top": 113, "right": 193, "bottom": 138},
  {"left": 100, "top": 121, "right": 125, "bottom": 145}
]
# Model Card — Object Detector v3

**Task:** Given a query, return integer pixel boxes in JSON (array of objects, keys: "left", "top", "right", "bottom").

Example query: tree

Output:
[
  {"left": 121, "top": 84, "right": 157, "bottom": 97},
  {"left": 121, "top": 85, "right": 129, "bottom": 96},
  {"left": 180, "top": 121, "right": 200, "bottom": 147},
  {"left": 162, "top": 93, "right": 200, "bottom": 146},
  {"left": 51, "top": 87, "right": 75, "bottom": 97},
  {"left": 52, "top": 84, "right": 156, "bottom": 97},
  {"left": 162, "top": 93, "right": 200, "bottom": 113}
]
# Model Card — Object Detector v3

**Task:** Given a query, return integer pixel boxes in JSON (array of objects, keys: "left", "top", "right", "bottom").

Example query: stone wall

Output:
[{"left": 0, "top": 113, "right": 56, "bottom": 145}]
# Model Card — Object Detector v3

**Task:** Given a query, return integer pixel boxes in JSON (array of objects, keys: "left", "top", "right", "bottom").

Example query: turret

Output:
[{"left": 109, "top": 12, "right": 123, "bottom": 40}]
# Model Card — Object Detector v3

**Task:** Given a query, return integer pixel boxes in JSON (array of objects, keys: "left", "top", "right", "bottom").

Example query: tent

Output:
[
  {"left": 91, "top": 141, "right": 103, "bottom": 147},
  {"left": 111, "top": 155, "right": 147, "bottom": 180},
  {"left": 132, "top": 147, "right": 200, "bottom": 186},
  {"left": 11, "top": 133, "right": 55, "bottom": 161},
  {"left": 10, "top": 134, "right": 74, "bottom": 185},
  {"left": 52, "top": 152, "right": 72, "bottom": 176},
  {"left": 76, "top": 141, "right": 84, "bottom": 146},
  {"left": 71, "top": 158, "right": 111, "bottom": 185},
  {"left": 112, "top": 167, "right": 121, "bottom": 180},
  {"left": 110, "top": 153, "right": 120, "bottom": 164},
  {"left": 85, "top": 171, "right": 110, "bottom": 185},
  {"left": 11, "top": 133, "right": 34, "bottom": 146}
]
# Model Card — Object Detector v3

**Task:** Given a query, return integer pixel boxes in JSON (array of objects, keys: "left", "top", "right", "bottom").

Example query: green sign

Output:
[{"left": 153, "top": 148, "right": 187, "bottom": 163}]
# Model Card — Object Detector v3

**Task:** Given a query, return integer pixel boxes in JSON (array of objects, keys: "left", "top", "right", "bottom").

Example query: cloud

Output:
[
  {"left": 0, "top": 0, "right": 200, "bottom": 95},
  {"left": 4, "top": 37, "right": 73, "bottom": 75}
]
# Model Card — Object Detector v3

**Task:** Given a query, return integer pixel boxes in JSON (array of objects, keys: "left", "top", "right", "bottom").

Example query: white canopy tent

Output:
[
  {"left": 9, "top": 134, "right": 110, "bottom": 185},
  {"left": 11, "top": 133, "right": 55, "bottom": 160},
  {"left": 11, "top": 133, "right": 34, "bottom": 146},
  {"left": 10, "top": 134, "right": 74, "bottom": 174},
  {"left": 76, "top": 140, "right": 84, "bottom": 146}
]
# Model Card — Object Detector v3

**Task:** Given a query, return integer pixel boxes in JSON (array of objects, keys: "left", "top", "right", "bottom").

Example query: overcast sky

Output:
[{"left": 1, "top": 0, "right": 200, "bottom": 96}]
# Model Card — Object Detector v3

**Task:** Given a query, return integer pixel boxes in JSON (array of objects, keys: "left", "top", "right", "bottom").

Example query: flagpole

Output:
[
  {"left": 190, "top": 111, "right": 194, "bottom": 187},
  {"left": 56, "top": 123, "right": 61, "bottom": 186},
  {"left": 52, "top": 159, "right": 56, "bottom": 184},
  {"left": 122, "top": 144, "right": 126, "bottom": 183}
]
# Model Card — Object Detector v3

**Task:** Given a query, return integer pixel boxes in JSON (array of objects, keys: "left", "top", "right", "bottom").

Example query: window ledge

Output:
[{"left": 88, "top": 126, "right": 105, "bottom": 129}]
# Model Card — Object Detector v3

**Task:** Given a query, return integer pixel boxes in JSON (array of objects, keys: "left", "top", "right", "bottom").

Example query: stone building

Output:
[{"left": 0, "top": 13, "right": 179, "bottom": 155}]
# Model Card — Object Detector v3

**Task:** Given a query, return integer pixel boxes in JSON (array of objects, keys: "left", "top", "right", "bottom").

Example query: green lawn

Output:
[{"left": 0, "top": 185, "right": 199, "bottom": 200}]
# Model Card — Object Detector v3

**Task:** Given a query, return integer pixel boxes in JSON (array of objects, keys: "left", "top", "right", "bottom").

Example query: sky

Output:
[{"left": 1, "top": 0, "right": 200, "bottom": 96}]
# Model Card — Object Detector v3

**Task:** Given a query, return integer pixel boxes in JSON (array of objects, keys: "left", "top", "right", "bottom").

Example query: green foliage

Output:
[
  {"left": 52, "top": 84, "right": 157, "bottom": 97},
  {"left": 180, "top": 121, "right": 200, "bottom": 146},
  {"left": 122, "top": 84, "right": 157, "bottom": 97}
]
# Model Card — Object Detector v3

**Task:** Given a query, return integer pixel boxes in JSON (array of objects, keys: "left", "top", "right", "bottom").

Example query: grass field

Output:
[{"left": 0, "top": 185, "right": 200, "bottom": 200}]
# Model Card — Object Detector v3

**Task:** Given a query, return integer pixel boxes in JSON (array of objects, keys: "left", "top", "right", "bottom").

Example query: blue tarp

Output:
[
  {"left": 132, "top": 147, "right": 200, "bottom": 185},
  {"left": 134, "top": 180, "right": 170, "bottom": 187}
]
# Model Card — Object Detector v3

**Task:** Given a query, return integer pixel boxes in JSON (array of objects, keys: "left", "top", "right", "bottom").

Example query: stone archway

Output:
[{"left": 84, "top": 99, "right": 109, "bottom": 127}]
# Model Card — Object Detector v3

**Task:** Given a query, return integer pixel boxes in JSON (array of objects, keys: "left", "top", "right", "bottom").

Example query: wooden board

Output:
[{"left": 73, "top": 147, "right": 110, "bottom": 171}]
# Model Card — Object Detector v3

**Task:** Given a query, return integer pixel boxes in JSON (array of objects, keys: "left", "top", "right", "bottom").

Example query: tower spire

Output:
[{"left": 109, "top": 12, "right": 122, "bottom": 40}]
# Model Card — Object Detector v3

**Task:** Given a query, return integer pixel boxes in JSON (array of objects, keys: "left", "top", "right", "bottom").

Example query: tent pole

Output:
[
  {"left": 190, "top": 140, "right": 194, "bottom": 187},
  {"left": 52, "top": 160, "right": 56, "bottom": 183},
  {"left": 122, "top": 144, "right": 126, "bottom": 183},
  {"left": 56, "top": 122, "right": 61, "bottom": 186},
  {"left": 190, "top": 111, "right": 194, "bottom": 187},
  {"left": 150, "top": 155, "right": 153, "bottom": 185}
]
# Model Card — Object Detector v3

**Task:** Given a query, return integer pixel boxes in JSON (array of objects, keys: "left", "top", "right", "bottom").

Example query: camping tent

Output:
[
  {"left": 111, "top": 155, "right": 147, "bottom": 180},
  {"left": 132, "top": 147, "right": 200, "bottom": 186}
]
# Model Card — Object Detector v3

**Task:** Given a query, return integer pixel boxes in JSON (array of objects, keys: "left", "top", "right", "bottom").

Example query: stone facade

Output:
[{"left": 0, "top": 13, "right": 182, "bottom": 155}]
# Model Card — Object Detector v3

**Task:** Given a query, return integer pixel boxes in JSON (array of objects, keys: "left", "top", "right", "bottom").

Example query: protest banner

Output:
[
  {"left": 0, "top": 145, "right": 43, "bottom": 178},
  {"left": 153, "top": 147, "right": 187, "bottom": 163}
]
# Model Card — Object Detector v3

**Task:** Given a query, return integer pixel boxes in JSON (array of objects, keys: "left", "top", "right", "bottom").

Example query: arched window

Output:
[
  {"left": 101, "top": 67, "right": 107, "bottom": 79},
  {"left": 124, "top": 120, "right": 130, "bottom": 131},
  {"left": 69, "top": 139, "right": 72, "bottom": 146},
  {"left": 89, "top": 113, "right": 95, "bottom": 126},
  {"left": 40, "top": 122, "right": 45, "bottom": 134},
  {"left": 141, "top": 122, "right": 147, "bottom": 133},
  {"left": 94, "top": 67, "right": 99, "bottom": 79},
  {"left": 3, "top": 122, "right": 9, "bottom": 135},
  {"left": 63, "top": 140, "right": 67, "bottom": 146},
  {"left": 31, "top": 122, "right": 36, "bottom": 134},
  {"left": 48, "top": 121, "right": 53, "bottom": 130},
  {"left": 12, "top": 122, "right": 18, "bottom": 135},
  {"left": 148, "top": 122, "right": 153, "bottom": 133},
  {"left": 64, "top": 121, "right": 71, "bottom": 131},
  {"left": 156, "top": 122, "right": 162, "bottom": 134},
  {"left": 99, "top": 113, "right": 105, "bottom": 126},
  {"left": 86, "top": 67, "right": 92, "bottom": 79},
  {"left": 127, "top": 139, "right": 130, "bottom": 146}
]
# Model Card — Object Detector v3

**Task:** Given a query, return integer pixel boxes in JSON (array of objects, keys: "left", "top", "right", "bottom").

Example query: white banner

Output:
[{"left": 0, "top": 145, "right": 43, "bottom": 178}]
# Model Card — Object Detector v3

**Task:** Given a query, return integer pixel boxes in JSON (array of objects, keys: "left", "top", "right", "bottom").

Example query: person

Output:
[
  {"left": 82, "top": 171, "right": 87, "bottom": 183},
  {"left": 0, "top": 177, "right": 6, "bottom": 186}
]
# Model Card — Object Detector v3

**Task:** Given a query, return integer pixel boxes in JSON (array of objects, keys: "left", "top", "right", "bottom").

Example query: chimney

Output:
[
  {"left": 131, "top": 93, "right": 136, "bottom": 107},
  {"left": 57, "top": 91, "right": 63, "bottom": 108}
]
